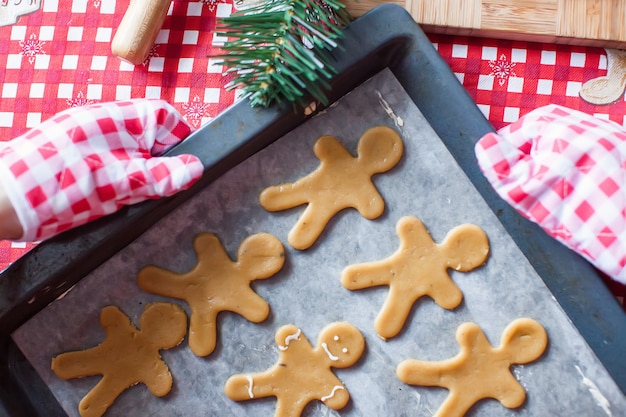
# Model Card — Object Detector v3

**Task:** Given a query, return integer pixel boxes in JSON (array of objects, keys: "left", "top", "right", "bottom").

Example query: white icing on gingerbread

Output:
[
  {"left": 279, "top": 328, "right": 302, "bottom": 351},
  {"left": 224, "top": 322, "right": 365, "bottom": 416},
  {"left": 321, "top": 386, "right": 345, "bottom": 402},
  {"left": 246, "top": 375, "right": 254, "bottom": 399},
  {"left": 322, "top": 342, "right": 339, "bottom": 361}
]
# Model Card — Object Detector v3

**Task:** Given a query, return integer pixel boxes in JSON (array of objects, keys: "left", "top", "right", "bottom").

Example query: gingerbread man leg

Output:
[
  {"left": 78, "top": 376, "right": 130, "bottom": 417},
  {"left": 375, "top": 285, "right": 419, "bottom": 339},
  {"left": 287, "top": 201, "right": 339, "bottom": 250}
]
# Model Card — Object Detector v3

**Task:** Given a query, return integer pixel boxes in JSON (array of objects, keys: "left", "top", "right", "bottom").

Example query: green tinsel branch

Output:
[{"left": 214, "top": 0, "right": 352, "bottom": 108}]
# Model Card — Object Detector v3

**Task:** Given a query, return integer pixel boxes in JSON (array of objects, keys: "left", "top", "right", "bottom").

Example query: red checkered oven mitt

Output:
[
  {"left": 0, "top": 99, "right": 203, "bottom": 242},
  {"left": 475, "top": 104, "right": 626, "bottom": 284}
]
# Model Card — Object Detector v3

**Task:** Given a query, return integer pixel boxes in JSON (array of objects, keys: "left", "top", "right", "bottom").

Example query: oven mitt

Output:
[
  {"left": 0, "top": 99, "right": 203, "bottom": 242},
  {"left": 475, "top": 104, "right": 626, "bottom": 284}
]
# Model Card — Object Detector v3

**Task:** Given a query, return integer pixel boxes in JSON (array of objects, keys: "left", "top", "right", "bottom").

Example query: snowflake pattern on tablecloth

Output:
[
  {"left": 66, "top": 91, "right": 95, "bottom": 108},
  {"left": 182, "top": 95, "right": 210, "bottom": 127},
  {"left": 489, "top": 53, "right": 517, "bottom": 86},
  {"left": 200, "top": 0, "right": 229, "bottom": 12},
  {"left": 20, "top": 33, "right": 45, "bottom": 64}
]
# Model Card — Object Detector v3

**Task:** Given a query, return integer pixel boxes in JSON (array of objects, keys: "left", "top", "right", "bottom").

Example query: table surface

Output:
[{"left": 0, "top": 0, "right": 624, "bottom": 308}]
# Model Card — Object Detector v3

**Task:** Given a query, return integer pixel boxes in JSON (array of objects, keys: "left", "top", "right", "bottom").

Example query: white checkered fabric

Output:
[
  {"left": 0, "top": 99, "right": 203, "bottom": 242},
  {"left": 475, "top": 104, "right": 626, "bottom": 283}
]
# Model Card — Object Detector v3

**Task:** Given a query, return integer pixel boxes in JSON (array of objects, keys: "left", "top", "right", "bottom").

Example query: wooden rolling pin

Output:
[{"left": 111, "top": 0, "right": 172, "bottom": 65}]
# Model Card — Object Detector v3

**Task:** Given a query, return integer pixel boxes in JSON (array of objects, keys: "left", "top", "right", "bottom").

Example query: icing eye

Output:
[
  {"left": 342, "top": 348, "right": 348, "bottom": 353},
  {"left": 334, "top": 335, "right": 339, "bottom": 341}
]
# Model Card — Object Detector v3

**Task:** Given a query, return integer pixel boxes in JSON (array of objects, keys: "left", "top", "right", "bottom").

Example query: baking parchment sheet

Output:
[{"left": 12, "top": 69, "right": 626, "bottom": 416}]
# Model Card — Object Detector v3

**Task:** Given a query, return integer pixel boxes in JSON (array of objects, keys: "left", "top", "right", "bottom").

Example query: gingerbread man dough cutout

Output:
[
  {"left": 260, "top": 126, "right": 403, "bottom": 250},
  {"left": 51, "top": 303, "right": 187, "bottom": 417},
  {"left": 224, "top": 322, "right": 365, "bottom": 417},
  {"left": 137, "top": 232, "right": 285, "bottom": 357},
  {"left": 341, "top": 216, "right": 489, "bottom": 339},
  {"left": 396, "top": 318, "right": 548, "bottom": 417}
]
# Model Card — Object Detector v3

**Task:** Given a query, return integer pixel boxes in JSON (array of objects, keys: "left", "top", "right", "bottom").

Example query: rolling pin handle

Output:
[{"left": 111, "top": 0, "right": 173, "bottom": 65}]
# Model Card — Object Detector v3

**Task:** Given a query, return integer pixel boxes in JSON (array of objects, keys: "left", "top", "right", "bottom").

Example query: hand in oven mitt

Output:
[
  {"left": 475, "top": 104, "right": 626, "bottom": 284},
  {"left": 0, "top": 99, "right": 203, "bottom": 242}
]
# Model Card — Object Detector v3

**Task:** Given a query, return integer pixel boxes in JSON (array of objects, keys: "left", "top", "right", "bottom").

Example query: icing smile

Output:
[{"left": 321, "top": 342, "right": 339, "bottom": 361}]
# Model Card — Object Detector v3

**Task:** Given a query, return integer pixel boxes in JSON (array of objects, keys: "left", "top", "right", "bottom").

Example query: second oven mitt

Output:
[
  {"left": 475, "top": 104, "right": 626, "bottom": 284},
  {"left": 0, "top": 99, "right": 203, "bottom": 242}
]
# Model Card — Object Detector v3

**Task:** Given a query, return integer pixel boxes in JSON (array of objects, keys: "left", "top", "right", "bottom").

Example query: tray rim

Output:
[{"left": 0, "top": 4, "right": 624, "bottom": 416}]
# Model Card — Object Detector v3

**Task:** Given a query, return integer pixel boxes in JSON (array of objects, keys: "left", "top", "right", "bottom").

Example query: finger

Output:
[
  {"left": 117, "top": 153, "right": 204, "bottom": 204},
  {"left": 148, "top": 101, "right": 193, "bottom": 155},
  {"left": 117, "top": 99, "right": 193, "bottom": 156}
]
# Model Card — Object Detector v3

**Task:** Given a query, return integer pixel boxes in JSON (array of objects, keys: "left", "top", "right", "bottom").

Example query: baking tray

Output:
[{"left": 0, "top": 4, "right": 624, "bottom": 416}]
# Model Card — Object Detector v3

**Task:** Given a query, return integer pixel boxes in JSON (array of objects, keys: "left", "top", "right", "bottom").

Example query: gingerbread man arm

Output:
[
  {"left": 258, "top": 136, "right": 349, "bottom": 213},
  {"left": 397, "top": 357, "right": 456, "bottom": 387},
  {"left": 51, "top": 349, "right": 104, "bottom": 381},
  {"left": 259, "top": 183, "right": 309, "bottom": 212},
  {"left": 313, "top": 135, "right": 354, "bottom": 162},
  {"left": 275, "top": 324, "right": 306, "bottom": 349},
  {"left": 224, "top": 371, "right": 272, "bottom": 401},
  {"left": 137, "top": 233, "right": 231, "bottom": 300},
  {"left": 223, "top": 233, "right": 284, "bottom": 320},
  {"left": 341, "top": 259, "right": 394, "bottom": 290},
  {"left": 51, "top": 306, "right": 133, "bottom": 380},
  {"left": 137, "top": 265, "right": 189, "bottom": 299}
]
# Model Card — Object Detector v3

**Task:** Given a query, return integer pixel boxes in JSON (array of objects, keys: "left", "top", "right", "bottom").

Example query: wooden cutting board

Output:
[{"left": 344, "top": 0, "right": 626, "bottom": 48}]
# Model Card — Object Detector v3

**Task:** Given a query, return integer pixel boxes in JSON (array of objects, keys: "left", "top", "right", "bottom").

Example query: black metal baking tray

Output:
[{"left": 0, "top": 4, "right": 624, "bottom": 416}]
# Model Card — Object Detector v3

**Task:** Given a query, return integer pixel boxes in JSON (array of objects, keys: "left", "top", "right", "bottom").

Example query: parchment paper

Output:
[{"left": 12, "top": 69, "right": 626, "bottom": 416}]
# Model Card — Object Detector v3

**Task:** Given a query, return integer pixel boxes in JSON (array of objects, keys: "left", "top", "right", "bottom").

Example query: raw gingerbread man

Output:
[
  {"left": 259, "top": 125, "right": 403, "bottom": 250},
  {"left": 51, "top": 303, "right": 187, "bottom": 417},
  {"left": 137, "top": 232, "right": 285, "bottom": 357},
  {"left": 341, "top": 216, "right": 489, "bottom": 339},
  {"left": 224, "top": 322, "right": 365, "bottom": 417},
  {"left": 396, "top": 318, "right": 548, "bottom": 417}
]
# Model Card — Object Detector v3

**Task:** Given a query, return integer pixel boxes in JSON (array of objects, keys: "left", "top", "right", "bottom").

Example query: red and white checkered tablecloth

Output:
[
  {"left": 0, "top": 2, "right": 624, "bottom": 306},
  {"left": 0, "top": 0, "right": 237, "bottom": 267}
]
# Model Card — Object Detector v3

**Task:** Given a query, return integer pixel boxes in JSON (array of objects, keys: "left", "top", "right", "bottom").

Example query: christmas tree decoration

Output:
[{"left": 215, "top": 0, "right": 351, "bottom": 108}]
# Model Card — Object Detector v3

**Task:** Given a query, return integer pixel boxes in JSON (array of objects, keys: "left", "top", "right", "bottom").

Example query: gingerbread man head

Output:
[{"left": 315, "top": 321, "right": 365, "bottom": 368}]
